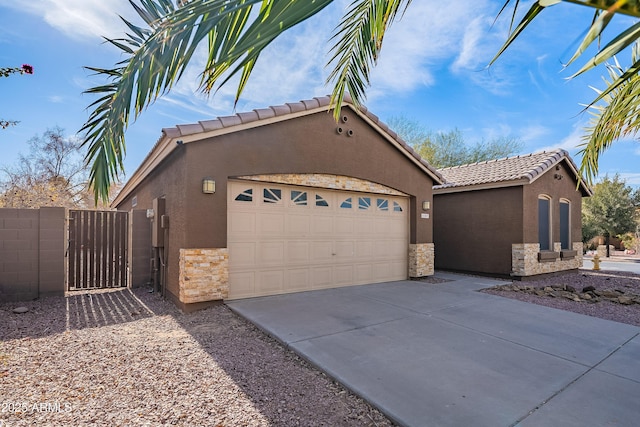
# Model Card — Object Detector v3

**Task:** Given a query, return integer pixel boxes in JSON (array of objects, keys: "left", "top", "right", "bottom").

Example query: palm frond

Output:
[
  {"left": 579, "top": 43, "right": 640, "bottom": 184},
  {"left": 82, "top": 0, "right": 333, "bottom": 203},
  {"left": 326, "top": 0, "right": 411, "bottom": 119}
]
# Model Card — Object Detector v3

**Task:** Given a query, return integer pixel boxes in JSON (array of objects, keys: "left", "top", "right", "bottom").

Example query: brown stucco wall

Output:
[
  {"left": 116, "top": 150, "right": 187, "bottom": 302},
  {"left": 182, "top": 109, "right": 434, "bottom": 248},
  {"left": 129, "top": 209, "right": 152, "bottom": 288},
  {"left": 115, "top": 109, "right": 435, "bottom": 302},
  {"left": 117, "top": 108, "right": 433, "bottom": 301},
  {"left": 0, "top": 207, "right": 65, "bottom": 302},
  {"left": 433, "top": 186, "right": 523, "bottom": 276},
  {"left": 523, "top": 160, "right": 583, "bottom": 244}
]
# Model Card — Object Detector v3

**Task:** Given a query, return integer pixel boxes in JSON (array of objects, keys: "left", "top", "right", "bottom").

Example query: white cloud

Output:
[
  {"left": 518, "top": 124, "right": 551, "bottom": 146},
  {"left": 618, "top": 173, "right": 640, "bottom": 185},
  {"left": 0, "top": 0, "right": 133, "bottom": 40},
  {"left": 536, "top": 122, "right": 586, "bottom": 155},
  {"left": 151, "top": 4, "right": 339, "bottom": 121},
  {"left": 369, "top": 0, "right": 494, "bottom": 96}
]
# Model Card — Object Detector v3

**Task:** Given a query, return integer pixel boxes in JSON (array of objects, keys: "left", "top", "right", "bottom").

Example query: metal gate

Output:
[{"left": 67, "top": 210, "right": 128, "bottom": 290}]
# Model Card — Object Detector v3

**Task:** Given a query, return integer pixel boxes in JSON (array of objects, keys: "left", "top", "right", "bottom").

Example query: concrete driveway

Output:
[{"left": 227, "top": 272, "right": 640, "bottom": 427}]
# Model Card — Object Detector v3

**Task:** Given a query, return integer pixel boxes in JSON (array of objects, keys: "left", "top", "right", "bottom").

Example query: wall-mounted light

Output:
[
  {"left": 202, "top": 177, "right": 216, "bottom": 194},
  {"left": 422, "top": 201, "right": 430, "bottom": 210}
]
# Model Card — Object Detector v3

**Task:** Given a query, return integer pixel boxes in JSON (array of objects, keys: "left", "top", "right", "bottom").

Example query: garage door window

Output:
[
  {"left": 377, "top": 198, "right": 389, "bottom": 211},
  {"left": 393, "top": 201, "right": 403, "bottom": 212},
  {"left": 291, "top": 190, "right": 307, "bottom": 206},
  {"left": 340, "top": 198, "right": 352, "bottom": 209},
  {"left": 235, "top": 189, "right": 253, "bottom": 202},
  {"left": 316, "top": 194, "right": 329, "bottom": 207},
  {"left": 358, "top": 197, "right": 371, "bottom": 210},
  {"left": 263, "top": 188, "right": 282, "bottom": 203}
]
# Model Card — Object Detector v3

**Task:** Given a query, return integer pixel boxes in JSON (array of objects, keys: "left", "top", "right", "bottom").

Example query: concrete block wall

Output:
[{"left": 0, "top": 207, "right": 66, "bottom": 302}]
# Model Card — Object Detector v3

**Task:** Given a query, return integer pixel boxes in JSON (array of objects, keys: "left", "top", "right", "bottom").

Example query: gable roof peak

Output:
[{"left": 112, "top": 95, "right": 444, "bottom": 207}]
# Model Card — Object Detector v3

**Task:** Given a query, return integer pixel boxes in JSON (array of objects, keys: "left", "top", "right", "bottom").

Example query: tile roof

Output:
[
  {"left": 158, "top": 95, "right": 442, "bottom": 182},
  {"left": 434, "top": 149, "right": 592, "bottom": 195},
  {"left": 112, "top": 95, "right": 444, "bottom": 207}
]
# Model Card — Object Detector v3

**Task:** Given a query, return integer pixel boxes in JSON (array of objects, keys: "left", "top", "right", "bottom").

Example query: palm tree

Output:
[
  {"left": 81, "top": 0, "right": 411, "bottom": 202},
  {"left": 492, "top": 1, "right": 640, "bottom": 184},
  {"left": 82, "top": 0, "right": 640, "bottom": 202}
]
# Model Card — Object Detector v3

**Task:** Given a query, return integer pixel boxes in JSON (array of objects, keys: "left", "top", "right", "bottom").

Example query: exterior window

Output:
[
  {"left": 291, "top": 190, "right": 307, "bottom": 206},
  {"left": 358, "top": 197, "right": 371, "bottom": 210},
  {"left": 316, "top": 194, "right": 329, "bottom": 207},
  {"left": 235, "top": 189, "right": 253, "bottom": 202},
  {"left": 538, "top": 196, "right": 551, "bottom": 251},
  {"left": 393, "top": 202, "right": 403, "bottom": 212},
  {"left": 377, "top": 198, "right": 389, "bottom": 211},
  {"left": 340, "top": 198, "right": 352, "bottom": 209},
  {"left": 263, "top": 188, "right": 281, "bottom": 203},
  {"left": 560, "top": 200, "right": 570, "bottom": 250}
]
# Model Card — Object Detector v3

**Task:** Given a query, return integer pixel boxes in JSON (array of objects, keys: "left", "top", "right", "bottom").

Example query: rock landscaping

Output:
[
  {"left": 490, "top": 283, "right": 640, "bottom": 305},
  {"left": 484, "top": 269, "right": 640, "bottom": 327}
]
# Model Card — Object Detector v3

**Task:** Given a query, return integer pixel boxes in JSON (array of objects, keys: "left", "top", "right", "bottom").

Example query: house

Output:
[
  {"left": 112, "top": 96, "right": 443, "bottom": 311},
  {"left": 433, "top": 150, "right": 592, "bottom": 278}
]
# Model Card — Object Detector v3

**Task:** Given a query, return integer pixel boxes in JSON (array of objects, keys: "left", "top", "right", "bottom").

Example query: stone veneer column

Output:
[
  {"left": 409, "top": 243, "right": 434, "bottom": 277},
  {"left": 179, "top": 248, "right": 229, "bottom": 303}
]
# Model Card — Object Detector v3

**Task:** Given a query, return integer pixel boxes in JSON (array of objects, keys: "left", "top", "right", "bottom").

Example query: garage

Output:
[
  {"left": 112, "top": 96, "right": 441, "bottom": 310},
  {"left": 227, "top": 180, "right": 409, "bottom": 299}
]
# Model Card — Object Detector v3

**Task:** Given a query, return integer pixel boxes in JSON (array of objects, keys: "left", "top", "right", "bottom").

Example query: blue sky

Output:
[{"left": 0, "top": 0, "right": 638, "bottom": 187}]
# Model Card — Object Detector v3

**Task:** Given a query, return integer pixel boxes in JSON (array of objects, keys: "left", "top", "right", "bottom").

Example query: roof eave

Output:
[{"left": 433, "top": 178, "right": 529, "bottom": 194}]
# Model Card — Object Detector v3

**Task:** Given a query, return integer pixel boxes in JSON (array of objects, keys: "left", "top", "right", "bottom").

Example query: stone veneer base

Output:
[
  {"left": 512, "top": 242, "right": 583, "bottom": 277},
  {"left": 409, "top": 243, "right": 435, "bottom": 277},
  {"left": 179, "top": 248, "right": 229, "bottom": 303}
]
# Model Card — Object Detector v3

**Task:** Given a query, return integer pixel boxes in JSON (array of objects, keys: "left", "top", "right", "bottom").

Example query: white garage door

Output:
[{"left": 227, "top": 180, "right": 409, "bottom": 299}]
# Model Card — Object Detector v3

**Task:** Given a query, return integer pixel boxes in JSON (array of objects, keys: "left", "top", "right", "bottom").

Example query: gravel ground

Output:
[
  {"left": 483, "top": 269, "right": 640, "bottom": 327},
  {"left": 0, "top": 287, "right": 394, "bottom": 426}
]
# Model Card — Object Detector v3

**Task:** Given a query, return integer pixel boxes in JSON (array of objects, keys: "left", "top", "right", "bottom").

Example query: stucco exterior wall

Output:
[
  {"left": 115, "top": 108, "right": 436, "bottom": 306},
  {"left": 115, "top": 149, "right": 187, "bottom": 302},
  {"left": 523, "top": 160, "right": 584, "bottom": 244},
  {"left": 433, "top": 186, "right": 523, "bottom": 276},
  {"left": 182, "top": 109, "right": 434, "bottom": 249}
]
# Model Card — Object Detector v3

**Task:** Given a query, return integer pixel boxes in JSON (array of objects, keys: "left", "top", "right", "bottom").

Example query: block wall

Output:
[{"left": 0, "top": 207, "right": 65, "bottom": 302}]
